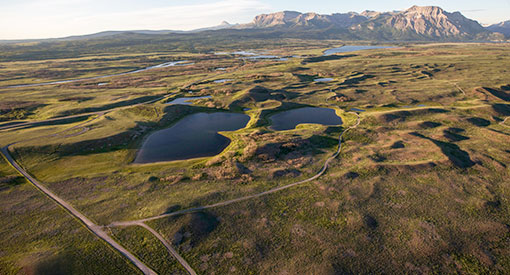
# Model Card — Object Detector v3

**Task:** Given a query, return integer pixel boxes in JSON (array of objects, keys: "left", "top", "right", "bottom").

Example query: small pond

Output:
[
  {"left": 135, "top": 112, "right": 250, "bottom": 163},
  {"left": 324, "top": 45, "right": 394, "bottom": 56},
  {"left": 214, "top": 79, "right": 233, "bottom": 84},
  {"left": 166, "top": 96, "right": 212, "bottom": 105},
  {"left": 314, "top": 78, "right": 334, "bottom": 82},
  {"left": 269, "top": 107, "right": 343, "bottom": 131}
]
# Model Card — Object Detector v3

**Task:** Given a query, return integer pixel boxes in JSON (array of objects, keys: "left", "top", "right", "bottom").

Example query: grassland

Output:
[{"left": 1, "top": 42, "right": 510, "bottom": 274}]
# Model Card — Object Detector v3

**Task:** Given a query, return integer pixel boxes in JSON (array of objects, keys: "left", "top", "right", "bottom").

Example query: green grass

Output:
[
  {"left": 110, "top": 226, "right": 187, "bottom": 275},
  {"left": 1, "top": 42, "right": 510, "bottom": 274},
  {"left": 0, "top": 155, "right": 140, "bottom": 274}
]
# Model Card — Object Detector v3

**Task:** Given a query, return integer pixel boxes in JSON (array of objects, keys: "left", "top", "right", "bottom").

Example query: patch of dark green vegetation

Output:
[{"left": 302, "top": 54, "right": 357, "bottom": 63}]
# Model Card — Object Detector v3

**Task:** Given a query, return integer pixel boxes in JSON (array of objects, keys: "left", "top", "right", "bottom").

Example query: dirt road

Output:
[
  {"left": 0, "top": 146, "right": 157, "bottom": 275},
  {"left": 136, "top": 222, "right": 197, "bottom": 275}
]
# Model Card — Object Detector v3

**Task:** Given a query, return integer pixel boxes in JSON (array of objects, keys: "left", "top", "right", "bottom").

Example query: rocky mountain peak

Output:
[
  {"left": 252, "top": 11, "right": 302, "bottom": 27},
  {"left": 383, "top": 5, "right": 486, "bottom": 37},
  {"left": 243, "top": 5, "right": 501, "bottom": 41}
]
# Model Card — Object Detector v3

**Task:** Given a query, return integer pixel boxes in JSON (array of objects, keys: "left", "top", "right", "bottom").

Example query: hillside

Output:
[{"left": 487, "top": 20, "right": 510, "bottom": 37}]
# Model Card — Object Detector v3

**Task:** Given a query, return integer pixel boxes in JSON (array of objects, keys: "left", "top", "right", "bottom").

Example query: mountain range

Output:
[
  {"left": 1, "top": 6, "right": 509, "bottom": 44},
  {"left": 487, "top": 20, "right": 510, "bottom": 37},
  {"left": 238, "top": 5, "right": 507, "bottom": 41}
]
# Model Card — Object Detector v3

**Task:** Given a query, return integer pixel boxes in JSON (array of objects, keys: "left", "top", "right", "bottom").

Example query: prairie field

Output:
[{"left": 1, "top": 41, "right": 510, "bottom": 274}]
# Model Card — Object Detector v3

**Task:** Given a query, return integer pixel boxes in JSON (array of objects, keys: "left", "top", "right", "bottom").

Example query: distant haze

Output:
[{"left": 1, "top": 0, "right": 509, "bottom": 39}]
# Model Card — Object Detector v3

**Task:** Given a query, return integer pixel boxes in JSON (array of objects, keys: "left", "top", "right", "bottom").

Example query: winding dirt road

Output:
[
  {"left": 136, "top": 222, "right": 197, "bottom": 275},
  {"left": 111, "top": 112, "right": 361, "bottom": 226},
  {"left": 0, "top": 145, "right": 157, "bottom": 275}
]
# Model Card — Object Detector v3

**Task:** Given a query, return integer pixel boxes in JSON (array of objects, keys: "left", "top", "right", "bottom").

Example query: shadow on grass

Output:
[
  {"left": 171, "top": 211, "right": 219, "bottom": 247},
  {"left": 33, "top": 252, "right": 74, "bottom": 275},
  {"left": 419, "top": 121, "right": 442, "bottom": 129},
  {"left": 493, "top": 104, "right": 510, "bottom": 116},
  {"left": 483, "top": 87, "right": 510, "bottom": 102},
  {"left": 340, "top": 74, "right": 375, "bottom": 86},
  {"left": 302, "top": 54, "right": 357, "bottom": 63},
  {"left": 380, "top": 109, "right": 449, "bottom": 123},
  {"left": 0, "top": 176, "right": 25, "bottom": 191},
  {"left": 467, "top": 117, "right": 491, "bottom": 127},
  {"left": 410, "top": 132, "right": 475, "bottom": 168},
  {"left": 443, "top": 128, "right": 470, "bottom": 142}
]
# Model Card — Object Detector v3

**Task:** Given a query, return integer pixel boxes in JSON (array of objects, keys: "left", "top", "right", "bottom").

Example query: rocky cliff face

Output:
[
  {"left": 383, "top": 6, "right": 486, "bottom": 37},
  {"left": 251, "top": 11, "right": 367, "bottom": 28},
  {"left": 241, "top": 6, "right": 504, "bottom": 41}
]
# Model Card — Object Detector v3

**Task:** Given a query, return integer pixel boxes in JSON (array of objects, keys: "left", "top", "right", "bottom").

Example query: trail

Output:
[
  {"left": 110, "top": 112, "right": 361, "bottom": 227},
  {"left": 0, "top": 145, "right": 157, "bottom": 275},
  {"left": 135, "top": 222, "right": 197, "bottom": 275},
  {"left": 501, "top": 116, "right": 510, "bottom": 127},
  {"left": 453, "top": 82, "right": 467, "bottom": 97}
]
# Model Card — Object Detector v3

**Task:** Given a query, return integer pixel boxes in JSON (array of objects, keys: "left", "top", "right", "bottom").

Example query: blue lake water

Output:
[
  {"left": 214, "top": 79, "right": 233, "bottom": 83},
  {"left": 135, "top": 112, "right": 250, "bottom": 163},
  {"left": 270, "top": 107, "right": 343, "bottom": 131},
  {"left": 314, "top": 78, "right": 334, "bottom": 82},
  {"left": 166, "top": 96, "right": 212, "bottom": 105},
  {"left": 324, "top": 45, "right": 394, "bottom": 56}
]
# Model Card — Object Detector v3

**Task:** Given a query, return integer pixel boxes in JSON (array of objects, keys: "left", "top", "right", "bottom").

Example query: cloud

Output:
[
  {"left": 79, "top": 0, "right": 270, "bottom": 29},
  {"left": 0, "top": 0, "right": 271, "bottom": 39},
  {"left": 460, "top": 9, "right": 487, "bottom": 13}
]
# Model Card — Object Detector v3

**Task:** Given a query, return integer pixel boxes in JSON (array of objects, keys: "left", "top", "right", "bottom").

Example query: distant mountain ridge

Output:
[
  {"left": 243, "top": 5, "right": 504, "bottom": 41},
  {"left": 487, "top": 20, "right": 510, "bottom": 37},
  {"left": 247, "top": 11, "right": 367, "bottom": 28},
  {"left": 0, "top": 5, "right": 508, "bottom": 44}
]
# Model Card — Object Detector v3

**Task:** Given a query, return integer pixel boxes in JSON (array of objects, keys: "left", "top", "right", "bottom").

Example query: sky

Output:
[{"left": 1, "top": 0, "right": 510, "bottom": 39}]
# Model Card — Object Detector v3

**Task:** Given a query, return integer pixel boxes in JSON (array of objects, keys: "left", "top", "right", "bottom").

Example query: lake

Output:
[
  {"left": 314, "top": 78, "right": 334, "bottom": 82},
  {"left": 134, "top": 112, "right": 250, "bottom": 163},
  {"left": 214, "top": 79, "right": 233, "bottom": 83},
  {"left": 166, "top": 96, "right": 212, "bottom": 105},
  {"left": 269, "top": 107, "right": 343, "bottom": 131},
  {"left": 324, "top": 45, "right": 394, "bottom": 56}
]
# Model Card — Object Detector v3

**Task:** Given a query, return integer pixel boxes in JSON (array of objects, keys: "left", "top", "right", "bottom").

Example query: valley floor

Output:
[{"left": 1, "top": 42, "right": 510, "bottom": 274}]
